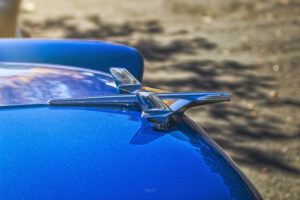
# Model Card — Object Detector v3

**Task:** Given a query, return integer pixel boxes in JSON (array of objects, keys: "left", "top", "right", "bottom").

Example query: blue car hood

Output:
[{"left": 0, "top": 63, "right": 260, "bottom": 200}]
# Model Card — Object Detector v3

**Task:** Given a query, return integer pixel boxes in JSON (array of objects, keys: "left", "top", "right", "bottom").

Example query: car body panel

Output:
[
  {"left": 0, "top": 105, "right": 259, "bottom": 200},
  {"left": 0, "top": 62, "right": 262, "bottom": 199},
  {"left": 0, "top": 62, "right": 118, "bottom": 106},
  {"left": 0, "top": 39, "right": 144, "bottom": 80}
]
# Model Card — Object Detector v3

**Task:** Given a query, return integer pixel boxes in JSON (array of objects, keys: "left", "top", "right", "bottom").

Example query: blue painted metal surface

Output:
[
  {"left": 0, "top": 62, "right": 118, "bottom": 106},
  {"left": 0, "top": 63, "right": 262, "bottom": 199},
  {"left": 0, "top": 39, "right": 144, "bottom": 80},
  {"left": 0, "top": 106, "right": 260, "bottom": 200}
]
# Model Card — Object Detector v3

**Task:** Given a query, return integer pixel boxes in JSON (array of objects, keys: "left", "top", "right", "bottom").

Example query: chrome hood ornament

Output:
[{"left": 49, "top": 67, "right": 230, "bottom": 131}]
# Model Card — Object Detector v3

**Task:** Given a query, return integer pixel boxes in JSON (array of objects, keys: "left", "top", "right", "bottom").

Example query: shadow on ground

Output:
[{"left": 23, "top": 15, "right": 300, "bottom": 176}]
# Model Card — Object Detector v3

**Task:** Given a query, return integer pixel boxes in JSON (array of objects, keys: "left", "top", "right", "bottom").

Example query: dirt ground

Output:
[{"left": 19, "top": 0, "right": 300, "bottom": 199}]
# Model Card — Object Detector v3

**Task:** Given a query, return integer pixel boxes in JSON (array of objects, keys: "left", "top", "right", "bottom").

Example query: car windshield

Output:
[{"left": 0, "top": 62, "right": 117, "bottom": 106}]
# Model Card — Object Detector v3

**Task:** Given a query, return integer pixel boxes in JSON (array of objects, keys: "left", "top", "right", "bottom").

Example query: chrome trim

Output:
[
  {"left": 136, "top": 91, "right": 173, "bottom": 130},
  {"left": 49, "top": 67, "right": 231, "bottom": 131},
  {"left": 110, "top": 67, "right": 143, "bottom": 94},
  {"left": 48, "top": 92, "right": 230, "bottom": 111}
]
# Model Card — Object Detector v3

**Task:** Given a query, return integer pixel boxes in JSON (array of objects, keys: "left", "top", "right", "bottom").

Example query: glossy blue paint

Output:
[
  {"left": 0, "top": 62, "right": 262, "bottom": 199},
  {"left": 0, "top": 62, "right": 118, "bottom": 106},
  {"left": 0, "top": 106, "right": 259, "bottom": 200},
  {"left": 0, "top": 39, "right": 144, "bottom": 80}
]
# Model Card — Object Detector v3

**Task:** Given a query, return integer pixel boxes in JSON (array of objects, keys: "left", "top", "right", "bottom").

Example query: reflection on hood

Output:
[{"left": 0, "top": 63, "right": 117, "bottom": 106}]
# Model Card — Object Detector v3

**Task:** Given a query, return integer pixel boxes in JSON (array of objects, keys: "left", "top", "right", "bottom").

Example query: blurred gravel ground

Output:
[{"left": 20, "top": 0, "right": 300, "bottom": 199}]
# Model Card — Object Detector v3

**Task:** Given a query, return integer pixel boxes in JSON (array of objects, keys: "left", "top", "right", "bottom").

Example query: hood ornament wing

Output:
[
  {"left": 49, "top": 67, "right": 230, "bottom": 131},
  {"left": 110, "top": 67, "right": 143, "bottom": 94}
]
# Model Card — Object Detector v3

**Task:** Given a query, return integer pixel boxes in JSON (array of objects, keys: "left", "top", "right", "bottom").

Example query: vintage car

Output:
[{"left": 0, "top": 39, "right": 263, "bottom": 199}]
